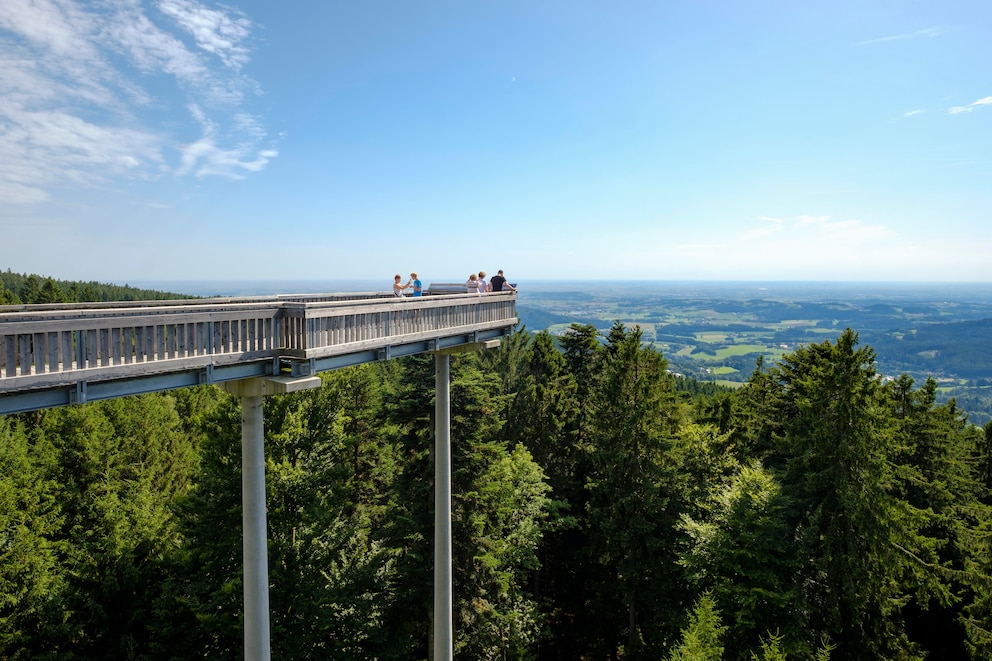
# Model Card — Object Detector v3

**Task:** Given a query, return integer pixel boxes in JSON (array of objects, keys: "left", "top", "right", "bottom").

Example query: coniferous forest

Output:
[{"left": 2, "top": 276, "right": 992, "bottom": 659}]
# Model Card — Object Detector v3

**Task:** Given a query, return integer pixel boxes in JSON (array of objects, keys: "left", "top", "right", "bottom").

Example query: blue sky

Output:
[{"left": 2, "top": 1, "right": 990, "bottom": 285}]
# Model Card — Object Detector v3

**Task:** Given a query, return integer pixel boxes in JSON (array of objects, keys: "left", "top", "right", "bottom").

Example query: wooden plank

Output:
[
  {"left": 122, "top": 327, "right": 134, "bottom": 364},
  {"left": 51, "top": 331, "right": 63, "bottom": 371},
  {"left": 212, "top": 321, "right": 221, "bottom": 355},
  {"left": 144, "top": 326, "right": 155, "bottom": 362},
  {"left": 19, "top": 334, "right": 32, "bottom": 376},
  {"left": 156, "top": 325, "right": 166, "bottom": 361},
  {"left": 3, "top": 335, "right": 16, "bottom": 377},
  {"left": 86, "top": 329, "right": 97, "bottom": 368},
  {"left": 178, "top": 323, "right": 188, "bottom": 358},
  {"left": 61, "top": 332, "right": 73, "bottom": 372},
  {"left": 109, "top": 328, "right": 120, "bottom": 365},
  {"left": 32, "top": 333, "right": 46, "bottom": 374},
  {"left": 134, "top": 326, "right": 145, "bottom": 362},
  {"left": 99, "top": 328, "right": 110, "bottom": 367}
]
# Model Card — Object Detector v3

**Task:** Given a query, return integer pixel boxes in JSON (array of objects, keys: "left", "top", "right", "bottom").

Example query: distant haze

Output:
[{"left": 131, "top": 279, "right": 992, "bottom": 304}]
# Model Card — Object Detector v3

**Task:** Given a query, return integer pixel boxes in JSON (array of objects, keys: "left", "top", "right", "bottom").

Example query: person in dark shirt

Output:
[{"left": 488, "top": 269, "right": 517, "bottom": 293}]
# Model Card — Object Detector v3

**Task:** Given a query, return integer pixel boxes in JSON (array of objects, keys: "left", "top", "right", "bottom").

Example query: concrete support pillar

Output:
[
  {"left": 434, "top": 352, "right": 453, "bottom": 661},
  {"left": 241, "top": 393, "right": 270, "bottom": 661},
  {"left": 222, "top": 375, "right": 321, "bottom": 661}
]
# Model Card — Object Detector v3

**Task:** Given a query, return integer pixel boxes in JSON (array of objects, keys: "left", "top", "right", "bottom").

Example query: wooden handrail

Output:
[{"left": 0, "top": 292, "right": 517, "bottom": 393}]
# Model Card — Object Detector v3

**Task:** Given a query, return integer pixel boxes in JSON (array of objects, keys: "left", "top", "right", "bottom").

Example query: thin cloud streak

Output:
[
  {"left": 948, "top": 95, "right": 992, "bottom": 114},
  {"left": 0, "top": 0, "right": 275, "bottom": 205},
  {"left": 858, "top": 28, "right": 940, "bottom": 45},
  {"left": 740, "top": 214, "right": 894, "bottom": 245}
]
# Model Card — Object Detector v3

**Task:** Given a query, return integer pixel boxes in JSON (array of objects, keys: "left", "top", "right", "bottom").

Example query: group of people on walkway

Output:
[
  {"left": 465, "top": 270, "right": 516, "bottom": 294},
  {"left": 391, "top": 270, "right": 517, "bottom": 297},
  {"left": 393, "top": 273, "right": 424, "bottom": 297}
]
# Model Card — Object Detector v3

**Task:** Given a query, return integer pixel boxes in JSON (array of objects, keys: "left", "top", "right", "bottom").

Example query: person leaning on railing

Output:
[{"left": 488, "top": 269, "right": 517, "bottom": 293}]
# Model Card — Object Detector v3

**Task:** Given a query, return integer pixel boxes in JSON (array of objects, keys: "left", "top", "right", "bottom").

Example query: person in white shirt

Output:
[{"left": 393, "top": 274, "right": 411, "bottom": 297}]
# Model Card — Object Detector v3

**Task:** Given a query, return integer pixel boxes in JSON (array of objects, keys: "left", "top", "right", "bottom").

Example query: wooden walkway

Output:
[{"left": 0, "top": 291, "right": 517, "bottom": 414}]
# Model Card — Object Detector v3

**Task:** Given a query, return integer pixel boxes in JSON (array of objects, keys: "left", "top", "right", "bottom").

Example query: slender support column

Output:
[
  {"left": 434, "top": 353, "right": 453, "bottom": 661},
  {"left": 242, "top": 393, "right": 271, "bottom": 661},
  {"left": 222, "top": 375, "right": 319, "bottom": 661}
]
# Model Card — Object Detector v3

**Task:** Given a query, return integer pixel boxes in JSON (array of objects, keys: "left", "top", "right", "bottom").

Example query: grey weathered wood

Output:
[{"left": 1, "top": 293, "right": 517, "bottom": 393}]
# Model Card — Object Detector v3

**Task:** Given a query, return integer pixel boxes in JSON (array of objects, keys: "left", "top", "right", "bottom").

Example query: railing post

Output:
[{"left": 75, "top": 329, "right": 86, "bottom": 370}]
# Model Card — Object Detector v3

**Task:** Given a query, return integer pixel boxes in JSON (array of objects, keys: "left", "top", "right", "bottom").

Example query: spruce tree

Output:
[
  {"left": 584, "top": 321, "right": 683, "bottom": 657},
  {"left": 775, "top": 330, "right": 921, "bottom": 659}
]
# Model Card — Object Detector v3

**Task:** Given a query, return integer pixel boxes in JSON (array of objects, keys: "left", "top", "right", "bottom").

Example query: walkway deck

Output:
[{"left": 0, "top": 291, "right": 518, "bottom": 414}]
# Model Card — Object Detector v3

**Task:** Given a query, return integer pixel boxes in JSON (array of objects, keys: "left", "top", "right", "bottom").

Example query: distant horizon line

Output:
[
  {"left": 118, "top": 278, "right": 992, "bottom": 300},
  {"left": 128, "top": 278, "right": 992, "bottom": 285}
]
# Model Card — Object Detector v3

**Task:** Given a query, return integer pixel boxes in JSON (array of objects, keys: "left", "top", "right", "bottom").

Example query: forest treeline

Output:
[
  {"left": 2, "top": 274, "right": 992, "bottom": 659},
  {"left": 3, "top": 325, "right": 992, "bottom": 659},
  {"left": 0, "top": 270, "right": 189, "bottom": 305}
]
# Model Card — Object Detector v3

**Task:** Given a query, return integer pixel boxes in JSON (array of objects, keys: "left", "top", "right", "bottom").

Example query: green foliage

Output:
[
  {"left": 583, "top": 322, "right": 686, "bottom": 656},
  {"left": 0, "top": 394, "right": 199, "bottom": 659},
  {"left": 770, "top": 330, "right": 928, "bottom": 659},
  {"left": 0, "top": 417, "right": 65, "bottom": 658},
  {"left": 4, "top": 291, "right": 992, "bottom": 661},
  {"left": 679, "top": 461, "right": 796, "bottom": 659},
  {"left": 0, "top": 268, "right": 191, "bottom": 304},
  {"left": 667, "top": 592, "right": 727, "bottom": 661}
]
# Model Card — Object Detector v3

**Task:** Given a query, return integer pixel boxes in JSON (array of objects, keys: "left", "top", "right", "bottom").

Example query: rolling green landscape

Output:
[{"left": 516, "top": 280, "right": 992, "bottom": 424}]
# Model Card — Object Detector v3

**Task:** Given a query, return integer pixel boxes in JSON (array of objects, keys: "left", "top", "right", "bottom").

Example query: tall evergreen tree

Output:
[
  {"left": 28, "top": 394, "right": 197, "bottom": 659},
  {"left": 0, "top": 416, "right": 66, "bottom": 658},
  {"left": 666, "top": 592, "right": 727, "bottom": 661},
  {"left": 448, "top": 355, "right": 550, "bottom": 659},
  {"left": 502, "top": 331, "right": 587, "bottom": 657},
  {"left": 774, "top": 330, "right": 923, "bottom": 659},
  {"left": 679, "top": 460, "right": 797, "bottom": 659},
  {"left": 584, "top": 322, "right": 683, "bottom": 658}
]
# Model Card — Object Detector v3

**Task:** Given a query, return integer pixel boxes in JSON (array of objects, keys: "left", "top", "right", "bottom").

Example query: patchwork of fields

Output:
[{"left": 516, "top": 281, "right": 992, "bottom": 423}]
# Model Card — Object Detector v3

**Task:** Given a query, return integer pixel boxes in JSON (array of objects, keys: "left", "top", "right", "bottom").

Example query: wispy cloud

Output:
[
  {"left": 858, "top": 28, "right": 940, "bottom": 46},
  {"left": 948, "top": 96, "right": 992, "bottom": 114},
  {"left": 903, "top": 109, "right": 925, "bottom": 118},
  {"left": 741, "top": 214, "right": 894, "bottom": 245},
  {"left": 0, "top": 0, "right": 275, "bottom": 204}
]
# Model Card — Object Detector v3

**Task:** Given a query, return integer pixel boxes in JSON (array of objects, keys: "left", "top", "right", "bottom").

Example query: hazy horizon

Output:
[{"left": 128, "top": 278, "right": 992, "bottom": 302}]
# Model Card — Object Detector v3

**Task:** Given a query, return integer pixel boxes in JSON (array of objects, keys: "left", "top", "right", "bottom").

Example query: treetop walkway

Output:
[
  {"left": 0, "top": 290, "right": 518, "bottom": 414},
  {"left": 1, "top": 288, "right": 518, "bottom": 660},
  {"left": 1, "top": 288, "right": 517, "bottom": 661}
]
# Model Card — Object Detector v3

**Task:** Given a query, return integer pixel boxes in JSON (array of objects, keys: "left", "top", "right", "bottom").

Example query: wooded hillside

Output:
[
  {"left": 2, "top": 323, "right": 991, "bottom": 659},
  {"left": 2, "top": 275, "right": 991, "bottom": 659}
]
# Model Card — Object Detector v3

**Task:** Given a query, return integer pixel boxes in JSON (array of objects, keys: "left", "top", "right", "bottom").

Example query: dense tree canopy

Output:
[{"left": 2, "top": 291, "right": 990, "bottom": 659}]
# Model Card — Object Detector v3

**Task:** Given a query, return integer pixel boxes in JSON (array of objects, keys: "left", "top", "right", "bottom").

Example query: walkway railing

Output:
[{"left": 0, "top": 291, "right": 517, "bottom": 412}]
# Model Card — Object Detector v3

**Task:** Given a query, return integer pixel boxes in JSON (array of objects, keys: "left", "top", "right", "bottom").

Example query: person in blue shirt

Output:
[{"left": 410, "top": 272, "right": 423, "bottom": 297}]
